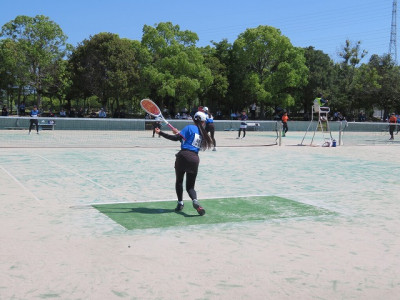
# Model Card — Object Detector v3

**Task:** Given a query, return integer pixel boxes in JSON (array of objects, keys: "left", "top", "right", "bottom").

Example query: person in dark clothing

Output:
[
  {"left": 203, "top": 107, "right": 217, "bottom": 151},
  {"left": 152, "top": 117, "right": 162, "bottom": 137},
  {"left": 155, "top": 112, "right": 213, "bottom": 216}
]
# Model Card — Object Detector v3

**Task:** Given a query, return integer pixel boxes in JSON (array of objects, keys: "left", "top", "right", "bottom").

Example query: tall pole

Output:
[{"left": 389, "top": 0, "right": 398, "bottom": 64}]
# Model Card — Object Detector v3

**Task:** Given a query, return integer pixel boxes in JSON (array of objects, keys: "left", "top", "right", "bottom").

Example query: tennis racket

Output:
[{"left": 140, "top": 98, "right": 186, "bottom": 140}]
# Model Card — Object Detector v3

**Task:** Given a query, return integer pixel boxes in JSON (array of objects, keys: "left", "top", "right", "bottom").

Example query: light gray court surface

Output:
[{"left": 0, "top": 130, "right": 399, "bottom": 299}]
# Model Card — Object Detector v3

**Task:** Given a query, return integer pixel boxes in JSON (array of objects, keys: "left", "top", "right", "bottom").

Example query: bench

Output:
[
  {"left": 246, "top": 122, "right": 260, "bottom": 131},
  {"left": 38, "top": 123, "right": 56, "bottom": 130},
  {"left": 223, "top": 122, "right": 261, "bottom": 131}
]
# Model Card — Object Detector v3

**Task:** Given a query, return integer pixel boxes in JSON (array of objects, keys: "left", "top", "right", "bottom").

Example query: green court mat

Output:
[{"left": 93, "top": 196, "right": 336, "bottom": 230}]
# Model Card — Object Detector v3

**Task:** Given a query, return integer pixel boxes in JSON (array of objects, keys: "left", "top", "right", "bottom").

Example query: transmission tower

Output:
[{"left": 389, "top": 0, "right": 398, "bottom": 63}]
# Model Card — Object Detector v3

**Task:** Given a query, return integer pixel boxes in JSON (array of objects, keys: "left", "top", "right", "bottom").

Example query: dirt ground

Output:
[{"left": 0, "top": 131, "right": 399, "bottom": 299}]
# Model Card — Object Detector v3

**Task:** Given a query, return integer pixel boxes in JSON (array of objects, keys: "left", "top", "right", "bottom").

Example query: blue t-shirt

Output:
[
  {"left": 239, "top": 114, "right": 248, "bottom": 125},
  {"left": 179, "top": 124, "right": 202, "bottom": 153},
  {"left": 30, "top": 109, "right": 39, "bottom": 118}
]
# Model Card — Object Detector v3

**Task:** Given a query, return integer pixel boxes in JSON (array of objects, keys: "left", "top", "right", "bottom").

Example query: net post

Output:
[
  {"left": 277, "top": 121, "right": 282, "bottom": 146},
  {"left": 338, "top": 121, "right": 343, "bottom": 146}
]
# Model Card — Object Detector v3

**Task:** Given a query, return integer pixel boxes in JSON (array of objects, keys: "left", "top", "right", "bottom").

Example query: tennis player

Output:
[
  {"left": 237, "top": 110, "right": 248, "bottom": 139},
  {"left": 389, "top": 113, "right": 397, "bottom": 140},
  {"left": 203, "top": 107, "right": 217, "bottom": 151},
  {"left": 282, "top": 112, "right": 289, "bottom": 137},
  {"left": 155, "top": 111, "right": 213, "bottom": 216},
  {"left": 28, "top": 105, "right": 40, "bottom": 134}
]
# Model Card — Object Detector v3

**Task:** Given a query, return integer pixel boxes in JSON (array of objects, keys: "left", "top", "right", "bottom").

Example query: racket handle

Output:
[
  {"left": 166, "top": 123, "right": 186, "bottom": 141},
  {"left": 166, "top": 123, "right": 175, "bottom": 130}
]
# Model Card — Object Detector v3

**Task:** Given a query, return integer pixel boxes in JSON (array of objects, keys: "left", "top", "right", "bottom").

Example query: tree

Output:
[
  {"left": 367, "top": 54, "right": 400, "bottom": 119},
  {"left": 338, "top": 40, "right": 368, "bottom": 67},
  {"left": 351, "top": 62, "right": 381, "bottom": 115},
  {"left": 0, "top": 15, "right": 70, "bottom": 107},
  {"left": 0, "top": 39, "right": 30, "bottom": 112},
  {"left": 297, "top": 46, "right": 334, "bottom": 116},
  {"left": 69, "top": 33, "right": 143, "bottom": 113},
  {"left": 332, "top": 40, "right": 368, "bottom": 119},
  {"left": 141, "top": 22, "right": 213, "bottom": 114},
  {"left": 198, "top": 45, "right": 229, "bottom": 113},
  {"left": 230, "top": 25, "right": 308, "bottom": 118},
  {"left": 43, "top": 58, "right": 72, "bottom": 110}
]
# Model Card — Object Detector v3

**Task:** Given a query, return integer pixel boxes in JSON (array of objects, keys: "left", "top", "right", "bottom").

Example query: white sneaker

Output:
[{"left": 212, "top": 147, "right": 217, "bottom": 151}]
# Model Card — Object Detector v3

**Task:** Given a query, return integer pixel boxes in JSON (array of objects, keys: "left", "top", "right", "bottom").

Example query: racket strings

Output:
[{"left": 141, "top": 99, "right": 161, "bottom": 116}]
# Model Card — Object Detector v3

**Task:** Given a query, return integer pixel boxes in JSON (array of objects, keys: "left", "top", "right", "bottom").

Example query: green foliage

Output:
[
  {"left": 0, "top": 15, "right": 70, "bottom": 107},
  {"left": 141, "top": 22, "right": 212, "bottom": 110},
  {"left": 1, "top": 15, "right": 400, "bottom": 119},
  {"left": 230, "top": 25, "right": 308, "bottom": 113},
  {"left": 296, "top": 46, "right": 335, "bottom": 114},
  {"left": 338, "top": 40, "right": 368, "bottom": 67},
  {"left": 68, "top": 32, "right": 143, "bottom": 112},
  {"left": 367, "top": 54, "right": 400, "bottom": 116},
  {"left": 198, "top": 45, "right": 229, "bottom": 111}
]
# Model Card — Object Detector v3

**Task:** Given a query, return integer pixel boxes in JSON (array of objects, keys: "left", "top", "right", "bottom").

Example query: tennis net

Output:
[
  {"left": 339, "top": 121, "right": 400, "bottom": 146},
  {"left": 0, "top": 117, "right": 280, "bottom": 148}
]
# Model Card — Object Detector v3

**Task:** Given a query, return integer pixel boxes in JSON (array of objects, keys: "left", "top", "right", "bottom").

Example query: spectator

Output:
[
  {"left": 250, "top": 103, "right": 257, "bottom": 120},
  {"left": 334, "top": 111, "right": 344, "bottom": 121},
  {"left": 59, "top": 108, "right": 67, "bottom": 117},
  {"left": 77, "top": 107, "right": 84, "bottom": 118},
  {"left": 2, "top": 105, "right": 9, "bottom": 116},
  {"left": 89, "top": 109, "right": 97, "bottom": 118},
  {"left": 19, "top": 102, "right": 26, "bottom": 116},
  {"left": 69, "top": 108, "right": 76, "bottom": 118},
  {"left": 99, "top": 108, "right": 107, "bottom": 118},
  {"left": 113, "top": 109, "right": 120, "bottom": 118}
]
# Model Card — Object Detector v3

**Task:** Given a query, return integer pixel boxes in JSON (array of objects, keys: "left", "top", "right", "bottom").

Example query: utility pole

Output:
[{"left": 389, "top": 0, "right": 398, "bottom": 63}]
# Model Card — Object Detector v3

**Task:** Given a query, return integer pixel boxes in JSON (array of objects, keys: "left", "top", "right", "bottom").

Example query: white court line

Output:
[
  {"left": 35, "top": 154, "right": 134, "bottom": 202},
  {"left": 77, "top": 191, "right": 354, "bottom": 207},
  {"left": 0, "top": 164, "right": 43, "bottom": 206},
  {"left": 74, "top": 189, "right": 398, "bottom": 216}
]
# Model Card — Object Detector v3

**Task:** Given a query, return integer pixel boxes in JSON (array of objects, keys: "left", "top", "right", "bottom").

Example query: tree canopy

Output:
[
  {"left": 1, "top": 15, "right": 400, "bottom": 120},
  {"left": 0, "top": 15, "right": 70, "bottom": 107}
]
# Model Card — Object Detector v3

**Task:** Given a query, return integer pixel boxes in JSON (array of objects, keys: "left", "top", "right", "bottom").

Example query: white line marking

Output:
[
  {"left": 76, "top": 192, "right": 337, "bottom": 207},
  {"left": 0, "top": 164, "right": 42, "bottom": 206}
]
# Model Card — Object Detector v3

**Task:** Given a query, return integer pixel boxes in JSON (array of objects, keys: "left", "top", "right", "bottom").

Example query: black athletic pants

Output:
[
  {"left": 174, "top": 150, "right": 199, "bottom": 201},
  {"left": 29, "top": 119, "right": 39, "bottom": 132}
]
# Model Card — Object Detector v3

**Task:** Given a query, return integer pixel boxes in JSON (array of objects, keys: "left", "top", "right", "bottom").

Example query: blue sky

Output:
[{"left": 0, "top": 0, "right": 394, "bottom": 62}]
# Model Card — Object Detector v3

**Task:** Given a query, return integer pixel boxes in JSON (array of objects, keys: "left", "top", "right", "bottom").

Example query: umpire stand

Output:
[{"left": 300, "top": 104, "right": 333, "bottom": 146}]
